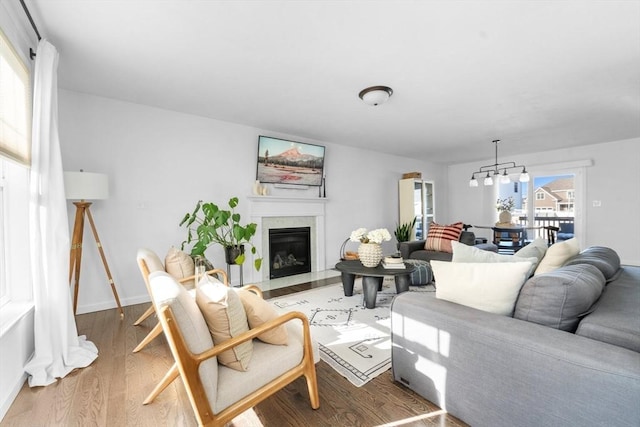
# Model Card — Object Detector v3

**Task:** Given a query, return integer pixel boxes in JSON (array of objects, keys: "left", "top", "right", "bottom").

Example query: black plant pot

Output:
[{"left": 224, "top": 245, "right": 245, "bottom": 265}]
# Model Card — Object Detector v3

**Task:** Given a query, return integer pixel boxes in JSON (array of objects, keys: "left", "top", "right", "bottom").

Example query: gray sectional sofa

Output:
[{"left": 391, "top": 246, "right": 640, "bottom": 427}]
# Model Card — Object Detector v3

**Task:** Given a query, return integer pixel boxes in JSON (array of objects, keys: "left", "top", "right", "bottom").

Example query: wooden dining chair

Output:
[
  {"left": 544, "top": 225, "right": 560, "bottom": 246},
  {"left": 491, "top": 227, "right": 527, "bottom": 254}
]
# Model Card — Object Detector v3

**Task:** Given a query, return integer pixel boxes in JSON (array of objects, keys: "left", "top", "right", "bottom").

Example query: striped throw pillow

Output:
[{"left": 425, "top": 222, "right": 464, "bottom": 253}]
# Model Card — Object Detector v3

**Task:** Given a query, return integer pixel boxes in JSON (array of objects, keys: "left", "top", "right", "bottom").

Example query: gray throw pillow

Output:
[{"left": 514, "top": 264, "right": 605, "bottom": 332}]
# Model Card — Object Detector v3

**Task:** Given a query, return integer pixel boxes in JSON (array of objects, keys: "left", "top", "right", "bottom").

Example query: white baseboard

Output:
[
  {"left": 0, "top": 373, "right": 26, "bottom": 422},
  {"left": 76, "top": 294, "right": 151, "bottom": 315}
]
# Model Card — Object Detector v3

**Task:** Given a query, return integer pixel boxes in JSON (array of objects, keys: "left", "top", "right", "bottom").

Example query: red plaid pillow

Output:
[{"left": 424, "top": 222, "right": 464, "bottom": 253}]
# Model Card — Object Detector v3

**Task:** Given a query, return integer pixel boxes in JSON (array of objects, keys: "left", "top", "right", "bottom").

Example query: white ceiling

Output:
[{"left": 25, "top": 0, "right": 640, "bottom": 164}]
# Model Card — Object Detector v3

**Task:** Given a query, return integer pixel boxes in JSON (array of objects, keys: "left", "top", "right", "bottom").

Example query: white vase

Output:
[
  {"left": 253, "top": 180, "right": 262, "bottom": 195},
  {"left": 499, "top": 210, "right": 512, "bottom": 224},
  {"left": 358, "top": 243, "right": 383, "bottom": 267}
]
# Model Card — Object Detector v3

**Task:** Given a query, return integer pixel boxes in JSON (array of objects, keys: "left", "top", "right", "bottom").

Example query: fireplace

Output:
[
  {"left": 268, "top": 227, "right": 311, "bottom": 279},
  {"left": 248, "top": 196, "right": 327, "bottom": 283}
]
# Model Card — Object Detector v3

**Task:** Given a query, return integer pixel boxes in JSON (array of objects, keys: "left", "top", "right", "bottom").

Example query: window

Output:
[
  {"left": 0, "top": 27, "right": 31, "bottom": 308},
  {"left": 522, "top": 172, "right": 581, "bottom": 241}
]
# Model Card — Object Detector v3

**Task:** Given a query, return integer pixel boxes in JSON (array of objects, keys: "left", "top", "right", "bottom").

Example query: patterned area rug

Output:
[{"left": 270, "top": 278, "right": 435, "bottom": 387}]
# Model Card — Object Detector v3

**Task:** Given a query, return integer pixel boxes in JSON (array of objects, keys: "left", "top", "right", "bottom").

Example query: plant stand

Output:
[{"left": 226, "top": 263, "right": 243, "bottom": 287}]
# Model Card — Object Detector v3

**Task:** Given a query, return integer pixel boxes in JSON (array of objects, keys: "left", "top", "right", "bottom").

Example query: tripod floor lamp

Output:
[{"left": 64, "top": 171, "right": 124, "bottom": 318}]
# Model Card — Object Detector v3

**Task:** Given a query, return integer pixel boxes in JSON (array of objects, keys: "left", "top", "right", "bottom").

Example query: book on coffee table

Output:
[{"left": 382, "top": 261, "right": 406, "bottom": 269}]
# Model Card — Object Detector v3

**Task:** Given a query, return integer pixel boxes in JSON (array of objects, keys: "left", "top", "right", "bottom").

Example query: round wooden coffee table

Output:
[{"left": 335, "top": 260, "right": 416, "bottom": 309}]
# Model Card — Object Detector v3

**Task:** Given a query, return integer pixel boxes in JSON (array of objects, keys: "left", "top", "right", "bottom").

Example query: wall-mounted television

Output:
[{"left": 256, "top": 135, "right": 325, "bottom": 187}]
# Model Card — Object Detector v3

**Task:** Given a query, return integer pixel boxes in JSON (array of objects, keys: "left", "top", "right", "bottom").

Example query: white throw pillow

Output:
[
  {"left": 451, "top": 241, "right": 538, "bottom": 276},
  {"left": 433, "top": 260, "right": 533, "bottom": 316},
  {"left": 515, "top": 237, "right": 548, "bottom": 265},
  {"left": 534, "top": 238, "right": 580, "bottom": 275},
  {"left": 452, "top": 240, "right": 538, "bottom": 265}
]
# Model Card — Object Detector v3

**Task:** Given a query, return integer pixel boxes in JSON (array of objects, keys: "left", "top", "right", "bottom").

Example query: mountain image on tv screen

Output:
[{"left": 256, "top": 136, "right": 325, "bottom": 186}]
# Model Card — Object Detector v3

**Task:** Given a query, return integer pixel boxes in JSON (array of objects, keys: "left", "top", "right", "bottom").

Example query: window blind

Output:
[{"left": 0, "top": 28, "right": 31, "bottom": 165}]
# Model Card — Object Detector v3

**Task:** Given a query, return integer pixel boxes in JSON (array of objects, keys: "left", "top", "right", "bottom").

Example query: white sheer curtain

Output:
[{"left": 25, "top": 39, "right": 98, "bottom": 387}]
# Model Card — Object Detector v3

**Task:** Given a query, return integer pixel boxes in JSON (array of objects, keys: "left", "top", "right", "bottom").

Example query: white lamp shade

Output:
[
  {"left": 483, "top": 175, "right": 494, "bottom": 186},
  {"left": 64, "top": 171, "right": 109, "bottom": 200}
]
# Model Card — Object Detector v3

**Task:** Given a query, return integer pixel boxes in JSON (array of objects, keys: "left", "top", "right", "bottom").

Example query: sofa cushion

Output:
[
  {"left": 563, "top": 246, "right": 621, "bottom": 282},
  {"left": 575, "top": 267, "right": 640, "bottom": 352},
  {"left": 514, "top": 264, "right": 605, "bottom": 332},
  {"left": 196, "top": 278, "right": 253, "bottom": 371},
  {"left": 534, "top": 238, "right": 580, "bottom": 275},
  {"left": 424, "top": 222, "right": 464, "bottom": 253},
  {"left": 432, "top": 260, "right": 532, "bottom": 316}
]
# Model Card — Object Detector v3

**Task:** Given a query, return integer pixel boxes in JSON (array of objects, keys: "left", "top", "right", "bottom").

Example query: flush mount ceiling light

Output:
[
  {"left": 468, "top": 140, "right": 530, "bottom": 188},
  {"left": 358, "top": 86, "right": 393, "bottom": 106}
]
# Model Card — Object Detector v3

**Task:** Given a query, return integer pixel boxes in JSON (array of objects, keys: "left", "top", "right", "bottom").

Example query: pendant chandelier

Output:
[{"left": 469, "top": 140, "right": 530, "bottom": 187}]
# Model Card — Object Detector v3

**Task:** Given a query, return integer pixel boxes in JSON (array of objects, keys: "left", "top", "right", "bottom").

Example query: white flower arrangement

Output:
[
  {"left": 496, "top": 196, "right": 515, "bottom": 212},
  {"left": 350, "top": 227, "right": 392, "bottom": 244}
]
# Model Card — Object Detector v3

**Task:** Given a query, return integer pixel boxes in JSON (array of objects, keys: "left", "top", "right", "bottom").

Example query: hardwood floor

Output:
[{"left": 2, "top": 278, "right": 467, "bottom": 427}]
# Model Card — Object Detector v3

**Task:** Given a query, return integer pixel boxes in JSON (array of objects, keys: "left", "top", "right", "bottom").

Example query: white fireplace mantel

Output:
[{"left": 248, "top": 196, "right": 327, "bottom": 283}]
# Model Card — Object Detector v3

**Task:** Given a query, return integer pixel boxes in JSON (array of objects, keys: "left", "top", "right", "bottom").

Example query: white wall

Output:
[
  {"left": 58, "top": 89, "right": 447, "bottom": 313},
  {"left": 447, "top": 138, "right": 640, "bottom": 265}
]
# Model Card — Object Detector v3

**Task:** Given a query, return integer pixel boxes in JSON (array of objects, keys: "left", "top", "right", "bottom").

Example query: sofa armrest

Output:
[
  {"left": 391, "top": 293, "right": 640, "bottom": 427},
  {"left": 399, "top": 240, "right": 426, "bottom": 259}
]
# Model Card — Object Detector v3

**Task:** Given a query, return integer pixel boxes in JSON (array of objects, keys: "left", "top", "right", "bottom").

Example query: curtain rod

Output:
[{"left": 18, "top": 0, "right": 41, "bottom": 60}]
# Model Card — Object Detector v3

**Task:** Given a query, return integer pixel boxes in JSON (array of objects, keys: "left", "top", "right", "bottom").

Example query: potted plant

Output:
[
  {"left": 496, "top": 196, "right": 515, "bottom": 224},
  {"left": 394, "top": 217, "right": 417, "bottom": 245},
  {"left": 179, "top": 197, "right": 262, "bottom": 271}
]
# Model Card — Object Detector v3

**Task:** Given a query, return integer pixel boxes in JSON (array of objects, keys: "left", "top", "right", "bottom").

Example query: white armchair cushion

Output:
[
  {"left": 137, "top": 247, "right": 165, "bottom": 273},
  {"left": 214, "top": 321, "right": 305, "bottom": 413},
  {"left": 148, "top": 271, "right": 218, "bottom": 403}
]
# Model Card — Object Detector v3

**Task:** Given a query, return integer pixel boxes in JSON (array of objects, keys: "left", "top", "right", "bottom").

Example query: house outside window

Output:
[{"left": 536, "top": 192, "right": 545, "bottom": 200}]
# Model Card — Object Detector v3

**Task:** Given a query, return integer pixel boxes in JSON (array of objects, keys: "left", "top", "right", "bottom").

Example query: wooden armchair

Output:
[
  {"left": 148, "top": 270, "right": 320, "bottom": 426},
  {"left": 133, "top": 247, "right": 228, "bottom": 353}
]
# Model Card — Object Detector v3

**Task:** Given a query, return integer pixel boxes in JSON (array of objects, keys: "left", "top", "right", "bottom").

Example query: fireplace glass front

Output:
[{"left": 268, "top": 227, "right": 311, "bottom": 279}]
